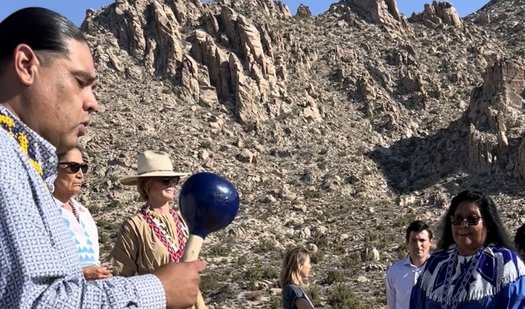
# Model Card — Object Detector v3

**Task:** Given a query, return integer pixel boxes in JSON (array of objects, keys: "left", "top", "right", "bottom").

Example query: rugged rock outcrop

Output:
[
  {"left": 467, "top": 59, "right": 525, "bottom": 175},
  {"left": 194, "top": 6, "right": 283, "bottom": 125},
  {"left": 342, "top": 0, "right": 406, "bottom": 27},
  {"left": 409, "top": 1, "right": 463, "bottom": 28},
  {"left": 84, "top": 0, "right": 286, "bottom": 126},
  {"left": 296, "top": 4, "right": 312, "bottom": 18},
  {"left": 82, "top": 0, "right": 205, "bottom": 78}
]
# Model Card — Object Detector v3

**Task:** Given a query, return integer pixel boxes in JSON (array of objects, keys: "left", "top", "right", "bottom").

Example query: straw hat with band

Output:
[{"left": 120, "top": 151, "right": 189, "bottom": 185}]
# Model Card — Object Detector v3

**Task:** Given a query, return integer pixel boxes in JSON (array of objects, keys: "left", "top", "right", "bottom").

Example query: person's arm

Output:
[
  {"left": 504, "top": 276, "right": 525, "bottom": 309},
  {"left": 494, "top": 256, "right": 525, "bottom": 309},
  {"left": 110, "top": 220, "right": 140, "bottom": 276},
  {"left": 0, "top": 149, "right": 165, "bottom": 308},
  {"left": 295, "top": 298, "right": 314, "bottom": 309},
  {"left": 385, "top": 268, "right": 396, "bottom": 309},
  {"left": 1, "top": 202, "right": 165, "bottom": 307}
]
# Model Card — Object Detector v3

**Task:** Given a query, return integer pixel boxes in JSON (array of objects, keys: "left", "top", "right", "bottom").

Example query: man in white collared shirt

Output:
[{"left": 386, "top": 220, "right": 433, "bottom": 309}]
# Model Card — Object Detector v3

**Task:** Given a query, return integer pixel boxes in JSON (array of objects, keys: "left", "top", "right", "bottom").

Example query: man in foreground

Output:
[{"left": 0, "top": 7, "right": 204, "bottom": 308}]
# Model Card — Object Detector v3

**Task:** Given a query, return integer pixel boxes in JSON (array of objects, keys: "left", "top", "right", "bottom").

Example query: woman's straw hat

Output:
[{"left": 120, "top": 150, "right": 188, "bottom": 185}]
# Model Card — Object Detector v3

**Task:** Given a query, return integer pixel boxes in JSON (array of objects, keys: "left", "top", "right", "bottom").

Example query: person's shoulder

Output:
[
  {"left": 118, "top": 212, "right": 146, "bottom": 231},
  {"left": 487, "top": 244, "right": 520, "bottom": 261},
  {"left": 0, "top": 132, "right": 28, "bottom": 183},
  {"left": 284, "top": 283, "right": 304, "bottom": 295},
  {"left": 428, "top": 248, "right": 449, "bottom": 260},
  {"left": 422, "top": 249, "right": 451, "bottom": 271},
  {"left": 488, "top": 244, "right": 513, "bottom": 253},
  {"left": 392, "top": 257, "right": 409, "bottom": 266},
  {"left": 387, "top": 257, "right": 410, "bottom": 272},
  {"left": 0, "top": 132, "right": 21, "bottom": 164},
  {"left": 126, "top": 212, "right": 144, "bottom": 223}
]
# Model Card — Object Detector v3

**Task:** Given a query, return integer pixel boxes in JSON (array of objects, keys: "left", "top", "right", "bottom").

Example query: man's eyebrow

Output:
[{"left": 73, "top": 70, "right": 97, "bottom": 85}]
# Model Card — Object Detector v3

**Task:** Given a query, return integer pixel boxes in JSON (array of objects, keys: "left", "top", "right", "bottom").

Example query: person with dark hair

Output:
[
  {"left": 280, "top": 246, "right": 314, "bottom": 309},
  {"left": 410, "top": 190, "right": 525, "bottom": 308},
  {"left": 515, "top": 224, "right": 525, "bottom": 261},
  {"left": 386, "top": 220, "right": 433, "bottom": 309},
  {"left": 54, "top": 146, "right": 112, "bottom": 280},
  {"left": 0, "top": 7, "right": 204, "bottom": 308}
]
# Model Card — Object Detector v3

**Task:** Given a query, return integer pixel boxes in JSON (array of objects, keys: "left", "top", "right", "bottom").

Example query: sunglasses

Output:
[
  {"left": 450, "top": 215, "right": 482, "bottom": 226},
  {"left": 58, "top": 161, "right": 89, "bottom": 174},
  {"left": 157, "top": 176, "right": 180, "bottom": 185}
]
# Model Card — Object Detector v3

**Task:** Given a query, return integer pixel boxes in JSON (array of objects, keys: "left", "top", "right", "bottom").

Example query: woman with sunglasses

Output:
[
  {"left": 110, "top": 150, "right": 189, "bottom": 276},
  {"left": 54, "top": 147, "right": 112, "bottom": 280},
  {"left": 410, "top": 190, "right": 525, "bottom": 308}
]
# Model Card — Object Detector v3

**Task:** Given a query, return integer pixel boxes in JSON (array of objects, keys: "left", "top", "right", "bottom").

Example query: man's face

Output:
[
  {"left": 407, "top": 230, "right": 431, "bottom": 261},
  {"left": 26, "top": 39, "right": 99, "bottom": 153}
]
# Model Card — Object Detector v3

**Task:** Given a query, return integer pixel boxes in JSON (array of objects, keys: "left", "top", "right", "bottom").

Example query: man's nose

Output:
[{"left": 85, "top": 90, "right": 101, "bottom": 113}]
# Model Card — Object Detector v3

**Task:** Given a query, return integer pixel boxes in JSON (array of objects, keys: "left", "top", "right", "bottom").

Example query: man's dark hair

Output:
[
  {"left": 515, "top": 224, "right": 525, "bottom": 251},
  {"left": 405, "top": 220, "right": 433, "bottom": 242},
  {"left": 438, "top": 190, "right": 514, "bottom": 250},
  {"left": 0, "top": 7, "right": 86, "bottom": 63}
]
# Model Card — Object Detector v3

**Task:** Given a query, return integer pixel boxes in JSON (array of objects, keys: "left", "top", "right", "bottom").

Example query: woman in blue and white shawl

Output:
[{"left": 410, "top": 190, "right": 525, "bottom": 309}]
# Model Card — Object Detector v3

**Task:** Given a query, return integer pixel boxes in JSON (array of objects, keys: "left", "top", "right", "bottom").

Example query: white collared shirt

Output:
[{"left": 386, "top": 256, "right": 426, "bottom": 309}]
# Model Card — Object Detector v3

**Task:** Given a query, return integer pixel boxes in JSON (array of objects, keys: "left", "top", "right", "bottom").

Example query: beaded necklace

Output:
[
  {"left": 0, "top": 111, "right": 43, "bottom": 175},
  {"left": 69, "top": 200, "right": 80, "bottom": 223},
  {"left": 139, "top": 205, "right": 188, "bottom": 262}
]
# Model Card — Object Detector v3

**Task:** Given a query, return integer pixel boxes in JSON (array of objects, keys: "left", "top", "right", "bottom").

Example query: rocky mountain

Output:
[{"left": 76, "top": 0, "right": 525, "bottom": 307}]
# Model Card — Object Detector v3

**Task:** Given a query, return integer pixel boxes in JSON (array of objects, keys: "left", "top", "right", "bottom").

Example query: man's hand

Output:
[
  {"left": 154, "top": 261, "right": 206, "bottom": 309},
  {"left": 82, "top": 265, "right": 112, "bottom": 280}
]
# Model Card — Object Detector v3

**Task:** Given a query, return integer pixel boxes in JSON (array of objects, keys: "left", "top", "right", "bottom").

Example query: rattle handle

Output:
[
  {"left": 182, "top": 235, "right": 206, "bottom": 309},
  {"left": 183, "top": 235, "right": 204, "bottom": 262}
]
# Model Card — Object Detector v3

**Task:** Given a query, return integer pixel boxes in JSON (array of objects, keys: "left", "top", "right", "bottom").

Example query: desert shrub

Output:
[
  {"left": 342, "top": 253, "right": 361, "bottom": 269},
  {"left": 236, "top": 254, "right": 248, "bottom": 266},
  {"left": 310, "top": 251, "right": 324, "bottom": 264},
  {"left": 255, "top": 238, "right": 277, "bottom": 253},
  {"left": 207, "top": 245, "right": 231, "bottom": 256},
  {"left": 329, "top": 284, "right": 374, "bottom": 309},
  {"left": 307, "top": 285, "right": 321, "bottom": 306},
  {"left": 200, "top": 273, "right": 221, "bottom": 292},
  {"left": 269, "top": 295, "right": 281, "bottom": 309},
  {"left": 324, "top": 270, "right": 345, "bottom": 285}
]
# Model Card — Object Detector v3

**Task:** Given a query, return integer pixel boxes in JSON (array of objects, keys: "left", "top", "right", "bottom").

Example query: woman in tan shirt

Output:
[{"left": 110, "top": 150, "right": 189, "bottom": 276}]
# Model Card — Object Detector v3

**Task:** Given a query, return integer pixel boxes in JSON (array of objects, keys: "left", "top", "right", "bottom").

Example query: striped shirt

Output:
[{"left": 0, "top": 105, "right": 166, "bottom": 308}]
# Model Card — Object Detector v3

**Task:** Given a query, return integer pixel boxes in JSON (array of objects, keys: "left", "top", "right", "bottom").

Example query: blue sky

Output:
[{"left": 1, "top": 0, "right": 490, "bottom": 26}]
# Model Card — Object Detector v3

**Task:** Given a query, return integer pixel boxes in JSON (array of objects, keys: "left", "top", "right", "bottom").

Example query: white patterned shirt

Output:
[
  {"left": 0, "top": 105, "right": 166, "bottom": 308},
  {"left": 55, "top": 197, "right": 100, "bottom": 266}
]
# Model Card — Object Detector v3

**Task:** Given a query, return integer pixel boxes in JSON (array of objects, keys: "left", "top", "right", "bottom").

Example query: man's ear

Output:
[{"left": 13, "top": 44, "right": 39, "bottom": 86}]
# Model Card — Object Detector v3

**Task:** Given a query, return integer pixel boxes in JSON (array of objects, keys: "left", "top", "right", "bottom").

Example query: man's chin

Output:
[{"left": 55, "top": 138, "right": 79, "bottom": 154}]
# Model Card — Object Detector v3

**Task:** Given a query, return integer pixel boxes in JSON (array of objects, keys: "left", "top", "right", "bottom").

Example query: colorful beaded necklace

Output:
[
  {"left": 139, "top": 205, "right": 188, "bottom": 262},
  {"left": 0, "top": 110, "right": 43, "bottom": 175}
]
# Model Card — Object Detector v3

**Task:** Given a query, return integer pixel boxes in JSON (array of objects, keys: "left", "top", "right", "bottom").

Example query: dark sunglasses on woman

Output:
[
  {"left": 58, "top": 162, "right": 89, "bottom": 174},
  {"left": 158, "top": 176, "right": 180, "bottom": 185},
  {"left": 450, "top": 215, "right": 482, "bottom": 226}
]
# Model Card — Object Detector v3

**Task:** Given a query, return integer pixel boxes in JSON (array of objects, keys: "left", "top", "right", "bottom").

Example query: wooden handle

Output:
[
  {"left": 183, "top": 235, "right": 206, "bottom": 309},
  {"left": 183, "top": 235, "right": 204, "bottom": 262},
  {"left": 194, "top": 292, "right": 206, "bottom": 309}
]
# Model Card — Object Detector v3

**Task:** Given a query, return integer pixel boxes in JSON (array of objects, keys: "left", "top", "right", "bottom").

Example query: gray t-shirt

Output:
[{"left": 282, "top": 283, "right": 313, "bottom": 309}]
